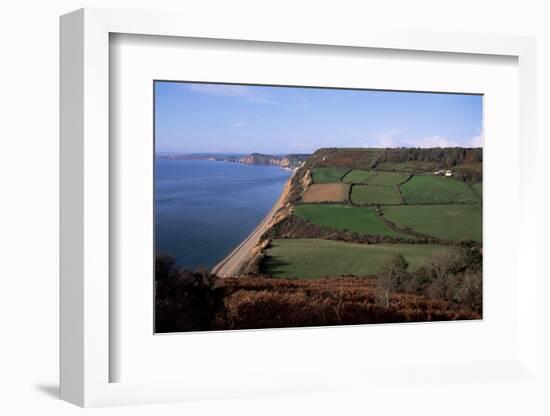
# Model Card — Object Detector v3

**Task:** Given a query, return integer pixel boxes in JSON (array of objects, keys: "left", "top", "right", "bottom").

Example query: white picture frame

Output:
[{"left": 60, "top": 7, "right": 538, "bottom": 408}]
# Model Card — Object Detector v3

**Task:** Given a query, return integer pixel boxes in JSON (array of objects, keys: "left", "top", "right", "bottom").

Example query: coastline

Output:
[{"left": 211, "top": 173, "right": 293, "bottom": 278}]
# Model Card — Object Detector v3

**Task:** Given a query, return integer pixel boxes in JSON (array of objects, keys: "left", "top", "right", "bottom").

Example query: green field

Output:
[
  {"left": 342, "top": 170, "right": 375, "bottom": 184},
  {"left": 375, "top": 161, "right": 438, "bottom": 172},
  {"left": 400, "top": 175, "right": 480, "bottom": 204},
  {"left": 262, "top": 239, "right": 456, "bottom": 278},
  {"left": 351, "top": 185, "right": 402, "bottom": 205},
  {"left": 293, "top": 204, "right": 410, "bottom": 238},
  {"left": 472, "top": 182, "right": 482, "bottom": 199},
  {"left": 311, "top": 167, "right": 350, "bottom": 184},
  {"left": 342, "top": 170, "right": 409, "bottom": 186},
  {"left": 382, "top": 204, "right": 482, "bottom": 242}
]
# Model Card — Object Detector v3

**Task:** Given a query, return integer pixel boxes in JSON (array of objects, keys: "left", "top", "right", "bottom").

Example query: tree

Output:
[
  {"left": 155, "top": 251, "right": 176, "bottom": 281},
  {"left": 376, "top": 254, "right": 410, "bottom": 309}
]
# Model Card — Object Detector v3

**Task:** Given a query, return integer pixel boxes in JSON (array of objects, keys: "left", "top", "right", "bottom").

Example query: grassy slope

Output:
[
  {"left": 351, "top": 185, "right": 402, "bottom": 205},
  {"left": 401, "top": 175, "right": 480, "bottom": 204},
  {"left": 382, "top": 204, "right": 482, "bottom": 242},
  {"left": 293, "top": 204, "right": 409, "bottom": 238},
  {"left": 342, "top": 170, "right": 376, "bottom": 183},
  {"left": 311, "top": 167, "right": 349, "bottom": 183},
  {"left": 263, "top": 239, "right": 456, "bottom": 278},
  {"left": 472, "top": 182, "right": 483, "bottom": 199},
  {"left": 375, "top": 161, "right": 439, "bottom": 172}
]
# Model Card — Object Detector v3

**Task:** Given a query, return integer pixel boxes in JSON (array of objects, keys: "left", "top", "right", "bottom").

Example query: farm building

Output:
[{"left": 433, "top": 169, "right": 453, "bottom": 177}]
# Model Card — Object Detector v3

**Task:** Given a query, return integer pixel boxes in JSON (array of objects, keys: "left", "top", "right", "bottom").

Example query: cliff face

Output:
[
  {"left": 238, "top": 153, "right": 309, "bottom": 168},
  {"left": 239, "top": 153, "right": 285, "bottom": 166}
]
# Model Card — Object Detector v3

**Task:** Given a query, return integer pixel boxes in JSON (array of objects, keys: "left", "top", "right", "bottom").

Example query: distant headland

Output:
[{"left": 157, "top": 152, "right": 311, "bottom": 170}]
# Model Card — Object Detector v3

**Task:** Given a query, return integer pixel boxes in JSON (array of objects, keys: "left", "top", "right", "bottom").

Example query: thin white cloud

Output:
[
  {"left": 185, "top": 84, "right": 277, "bottom": 105},
  {"left": 413, "top": 135, "right": 460, "bottom": 148},
  {"left": 469, "top": 122, "right": 484, "bottom": 147},
  {"left": 369, "top": 130, "right": 464, "bottom": 148},
  {"left": 469, "top": 134, "right": 483, "bottom": 147},
  {"left": 233, "top": 122, "right": 248, "bottom": 127},
  {"left": 371, "top": 129, "right": 402, "bottom": 148}
]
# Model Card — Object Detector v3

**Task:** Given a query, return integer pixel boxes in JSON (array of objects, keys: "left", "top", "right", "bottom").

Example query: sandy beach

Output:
[{"left": 211, "top": 176, "right": 292, "bottom": 277}]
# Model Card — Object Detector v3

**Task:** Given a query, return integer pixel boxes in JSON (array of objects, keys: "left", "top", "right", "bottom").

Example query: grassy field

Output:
[
  {"left": 262, "top": 239, "right": 456, "bottom": 278},
  {"left": 375, "top": 161, "right": 439, "bottom": 172},
  {"left": 472, "top": 182, "right": 482, "bottom": 199},
  {"left": 301, "top": 183, "right": 349, "bottom": 203},
  {"left": 293, "top": 204, "right": 410, "bottom": 238},
  {"left": 400, "top": 175, "right": 480, "bottom": 204},
  {"left": 342, "top": 170, "right": 409, "bottom": 186},
  {"left": 342, "top": 169, "right": 375, "bottom": 184},
  {"left": 382, "top": 204, "right": 482, "bottom": 242},
  {"left": 351, "top": 185, "right": 402, "bottom": 205},
  {"left": 311, "top": 167, "right": 350, "bottom": 184}
]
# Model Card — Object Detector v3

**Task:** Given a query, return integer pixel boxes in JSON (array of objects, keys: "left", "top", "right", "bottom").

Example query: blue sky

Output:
[{"left": 155, "top": 81, "right": 483, "bottom": 154}]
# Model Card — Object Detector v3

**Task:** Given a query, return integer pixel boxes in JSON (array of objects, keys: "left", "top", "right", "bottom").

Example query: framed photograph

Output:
[
  {"left": 60, "top": 8, "right": 538, "bottom": 407},
  {"left": 153, "top": 80, "right": 484, "bottom": 334}
]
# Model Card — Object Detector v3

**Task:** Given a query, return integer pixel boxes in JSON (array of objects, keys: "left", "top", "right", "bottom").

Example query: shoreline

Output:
[{"left": 211, "top": 174, "right": 293, "bottom": 278}]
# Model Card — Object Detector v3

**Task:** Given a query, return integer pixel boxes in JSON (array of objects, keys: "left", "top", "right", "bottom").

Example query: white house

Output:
[{"left": 433, "top": 169, "right": 453, "bottom": 176}]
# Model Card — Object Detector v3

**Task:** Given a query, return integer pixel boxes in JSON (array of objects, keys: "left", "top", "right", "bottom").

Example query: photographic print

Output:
[{"left": 154, "top": 81, "right": 483, "bottom": 333}]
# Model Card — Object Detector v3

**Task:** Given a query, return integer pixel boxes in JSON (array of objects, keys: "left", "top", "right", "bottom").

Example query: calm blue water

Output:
[{"left": 155, "top": 159, "right": 291, "bottom": 270}]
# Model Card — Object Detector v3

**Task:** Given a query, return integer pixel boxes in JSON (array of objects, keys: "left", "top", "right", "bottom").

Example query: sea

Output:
[{"left": 155, "top": 158, "right": 291, "bottom": 270}]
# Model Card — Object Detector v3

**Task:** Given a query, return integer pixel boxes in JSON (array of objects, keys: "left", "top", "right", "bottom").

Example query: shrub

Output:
[
  {"left": 405, "top": 248, "right": 482, "bottom": 314},
  {"left": 376, "top": 254, "right": 410, "bottom": 309},
  {"left": 155, "top": 254, "right": 219, "bottom": 332}
]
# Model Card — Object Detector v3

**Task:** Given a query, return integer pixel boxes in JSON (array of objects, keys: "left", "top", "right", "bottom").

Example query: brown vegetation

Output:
[
  {"left": 213, "top": 276, "right": 479, "bottom": 330},
  {"left": 155, "top": 248, "right": 482, "bottom": 333},
  {"left": 301, "top": 183, "right": 350, "bottom": 203}
]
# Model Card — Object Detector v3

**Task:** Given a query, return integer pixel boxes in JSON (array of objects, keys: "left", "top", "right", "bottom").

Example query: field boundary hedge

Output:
[
  {"left": 263, "top": 214, "right": 426, "bottom": 245},
  {"left": 395, "top": 184, "right": 406, "bottom": 205},
  {"left": 339, "top": 168, "right": 353, "bottom": 182},
  {"left": 398, "top": 173, "right": 414, "bottom": 186}
]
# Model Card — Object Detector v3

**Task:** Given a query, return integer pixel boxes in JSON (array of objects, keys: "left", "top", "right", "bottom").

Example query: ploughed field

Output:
[
  {"left": 260, "top": 160, "right": 482, "bottom": 279},
  {"left": 262, "top": 239, "right": 456, "bottom": 279},
  {"left": 301, "top": 183, "right": 349, "bottom": 203}
]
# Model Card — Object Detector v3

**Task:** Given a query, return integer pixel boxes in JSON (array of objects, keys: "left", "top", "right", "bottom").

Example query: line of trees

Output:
[{"left": 302, "top": 147, "right": 482, "bottom": 169}]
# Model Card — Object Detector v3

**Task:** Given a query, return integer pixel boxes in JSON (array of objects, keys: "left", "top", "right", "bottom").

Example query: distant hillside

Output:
[
  {"left": 239, "top": 153, "right": 310, "bottom": 168},
  {"left": 307, "top": 147, "right": 481, "bottom": 168},
  {"left": 159, "top": 152, "right": 311, "bottom": 169},
  {"left": 299, "top": 147, "right": 482, "bottom": 183},
  {"left": 159, "top": 147, "right": 482, "bottom": 181},
  {"left": 283, "top": 147, "right": 482, "bottom": 206}
]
